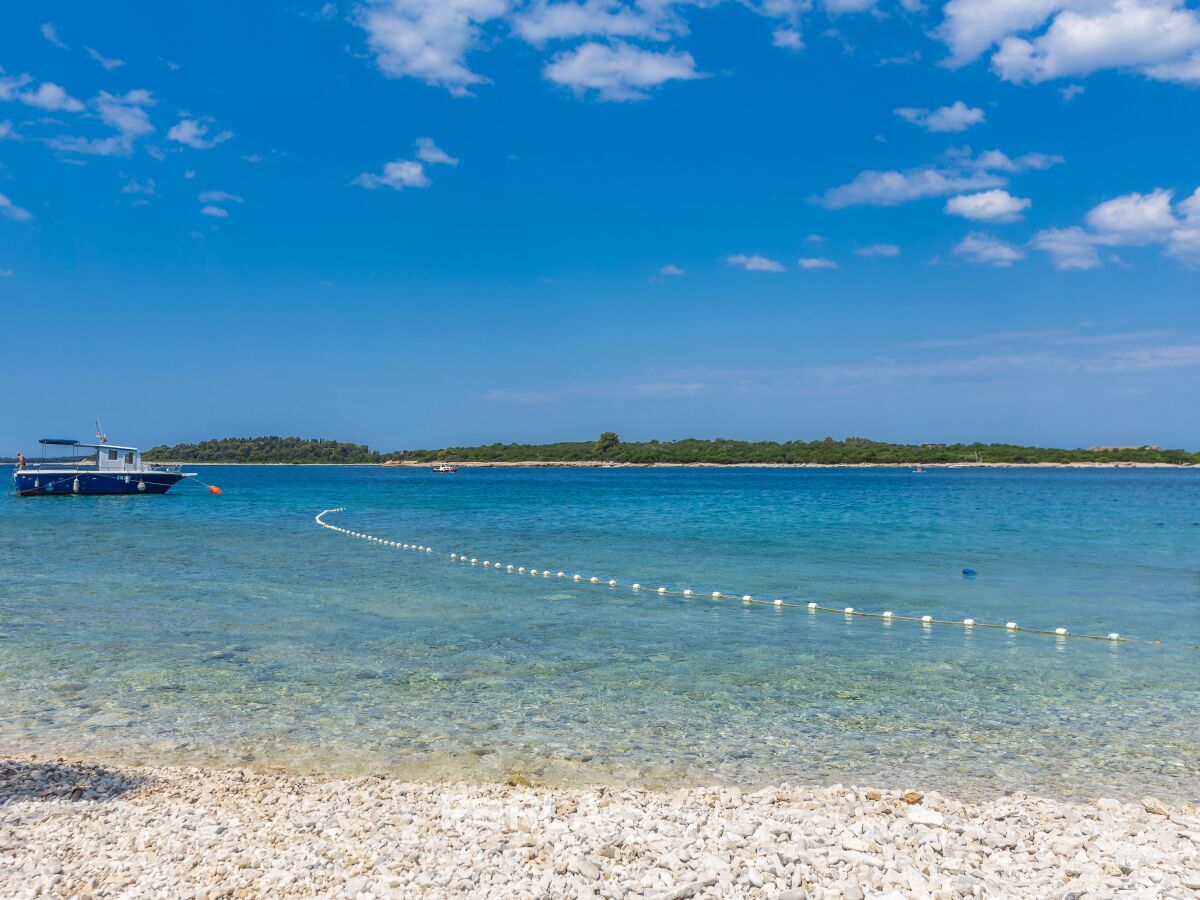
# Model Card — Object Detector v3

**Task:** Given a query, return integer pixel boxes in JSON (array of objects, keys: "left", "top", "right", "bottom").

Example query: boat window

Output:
[
  {"left": 108, "top": 449, "right": 118, "bottom": 461},
  {"left": 125, "top": 452, "right": 134, "bottom": 465}
]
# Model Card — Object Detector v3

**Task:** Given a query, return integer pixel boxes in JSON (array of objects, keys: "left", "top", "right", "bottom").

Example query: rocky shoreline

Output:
[{"left": 2, "top": 757, "right": 1197, "bottom": 898}]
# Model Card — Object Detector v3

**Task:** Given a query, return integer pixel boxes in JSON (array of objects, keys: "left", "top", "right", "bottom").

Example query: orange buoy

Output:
[{"left": 209, "top": 485, "right": 223, "bottom": 495}]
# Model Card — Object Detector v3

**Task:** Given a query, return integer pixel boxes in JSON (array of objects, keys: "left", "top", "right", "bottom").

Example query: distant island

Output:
[{"left": 138, "top": 434, "right": 1200, "bottom": 466}]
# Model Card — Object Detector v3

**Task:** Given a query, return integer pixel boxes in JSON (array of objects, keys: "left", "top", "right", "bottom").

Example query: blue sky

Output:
[{"left": 2, "top": 1, "right": 1198, "bottom": 453}]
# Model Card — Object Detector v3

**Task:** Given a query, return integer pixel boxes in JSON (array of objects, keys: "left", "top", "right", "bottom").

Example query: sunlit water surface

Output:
[{"left": 1, "top": 465, "right": 1197, "bottom": 801}]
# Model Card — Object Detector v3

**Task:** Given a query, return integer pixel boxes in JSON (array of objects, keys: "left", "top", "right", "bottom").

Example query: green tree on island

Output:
[{"left": 593, "top": 432, "right": 620, "bottom": 456}]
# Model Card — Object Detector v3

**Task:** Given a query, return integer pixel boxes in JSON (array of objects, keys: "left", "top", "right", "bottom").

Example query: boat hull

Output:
[{"left": 12, "top": 470, "right": 189, "bottom": 496}]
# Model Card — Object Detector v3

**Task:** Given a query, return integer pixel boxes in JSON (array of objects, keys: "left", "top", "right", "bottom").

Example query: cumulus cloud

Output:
[
  {"left": 818, "top": 166, "right": 1003, "bottom": 208},
  {"left": 167, "top": 118, "right": 233, "bottom": 149},
  {"left": 353, "top": 159, "right": 431, "bottom": 190},
  {"left": 512, "top": 0, "right": 684, "bottom": 43},
  {"left": 895, "top": 100, "right": 985, "bottom": 132},
  {"left": 939, "top": 0, "right": 1200, "bottom": 85},
  {"left": 543, "top": 41, "right": 703, "bottom": 100},
  {"left": 1033, "top": 187, "right": 1200, "bottom": 268},
  {"left": 0, "top": 193, "right": 33, "bottom": 221},
  {"left": 200, "top": 206, "right": 230, "bottom": 218},
  {"left": 727, "top": 254, "right": 785, "bottom": 272},
  {"left": 798, "top": 256, "right": 839, "bottom": 269},
  {"left": 49, "top": 90, "right": 156, "bottom": 156},
  {"left": 16, "top": 82, "right": 85, "bottom": 113},
  {"left": 954, "top": 232, "right": 1024, "bottom": 266},
  {"left": 944, "top": 189, "right": 1031, "bottom": 223},
  {"left": 415, "top": 136, "right": 459, "bottom": 165},
  {"left": 86, "top": 47, "right": 126, "bottom": 70},
  {"left": 355, "top": 0, "right": 510, "bottom": 95},
  {"left": 855, "top": 243, "right": 901, "bottom": 256},
  {"left": 353, "top": 136, "right": 458, "bottom": 191},
  {"left": 772, "top": 27, "right": 804, "bottom": 49},
  {"left": 41, "top": 23, "right": 69, "bottom": 49},
  {"left": 658, "top": 263, "right": 685, "bottom": 276}
]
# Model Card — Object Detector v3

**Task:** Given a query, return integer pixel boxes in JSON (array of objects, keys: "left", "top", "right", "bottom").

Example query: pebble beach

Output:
[{"left": 2, "top": 756, "right": 1198, "bottom": 899}]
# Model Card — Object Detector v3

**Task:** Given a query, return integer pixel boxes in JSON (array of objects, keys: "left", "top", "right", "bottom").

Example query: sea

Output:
[{"left": 1, "top": 465, "right": 1197, "bottom": 802}]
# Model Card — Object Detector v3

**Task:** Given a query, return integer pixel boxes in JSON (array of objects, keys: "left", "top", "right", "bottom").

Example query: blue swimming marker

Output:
[{"left": 962, "top": 568, "right": 977, "bottom": 578}]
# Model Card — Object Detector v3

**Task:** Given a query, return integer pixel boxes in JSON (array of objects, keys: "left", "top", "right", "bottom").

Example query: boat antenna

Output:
[{"left": 95, "top": 419, "right": 108, "bottom": 444}]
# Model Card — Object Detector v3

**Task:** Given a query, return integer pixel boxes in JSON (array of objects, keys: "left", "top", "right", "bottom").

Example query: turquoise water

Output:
[{"left": 2, "top": 465, "right": 1198, "bottom": 801}]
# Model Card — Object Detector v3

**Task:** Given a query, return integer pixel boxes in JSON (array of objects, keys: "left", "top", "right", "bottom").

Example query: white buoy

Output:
[
  {"left": 632, "top": 583, "right": 641, "bottom": 590},
  {"left": 589, "top": 577, "right": 599, "bottom": 583},
  {"left": 963, "top": 618, "right": 975, "bottom": 626},
  {"left": 426, "top": 548, "right": 432, "bottom": 553},
  {"left": 773, "top": 599, "right": 783, "bottom": 606},
  {"left": 712, "top": 592, "right": 721, "bottom": 599},
  {"left": 742, "top": 595, "right": 752, "bottom": 603},
  {"left": 657, "top": 587, "right": 667, "bottom": 594},
  {"left": 557, "top": 572, "right": 565, "bottom": 578},
  {"left": 470, "top": 558, "right": 478, "bottom": 564},
  {"left": 921, "top": 615, "right": 933, "bottom": 623},
  {"left": 518, "top": 567, "right": 526, "bottom": 573},
  {"left": 844, "top": 607, "right": 854, "bottom": 615},
  {"left": 1056, "top": 627, "right": 1068, "bottom": 636},
  {"left": 573, "top": 574, "right": 582, "bottom": 581},
  {"left": 608, "top": 579, "right": 616, "bottom": 586},
  {"left": 542, "top": 571, "right": 550, "bottom": 577},
  {"left": 807, "top": 602, "right": 817, "bottom": 609},
  {"left": 1108, "top": 632, "right": 1120, "bottom": 641},
  {"left": 883, "top": 611, "right": 893, "bottom": 618},
  {"left": 451, "top": 553, "right": 458, "bottom": 559},
  {"left": 507, "top": 565, "right": 515, "bottom": 572},
  {"left": 683, "top": 589, "right": 693, "bottom": 596},
  {"left": 1006, "top": 622, "right": 1018, "bottom": 630}
]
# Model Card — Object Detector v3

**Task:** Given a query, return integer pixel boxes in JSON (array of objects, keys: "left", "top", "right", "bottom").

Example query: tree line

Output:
[{"left": 136, "top": 433, "right": 1200, "bottom": 465}]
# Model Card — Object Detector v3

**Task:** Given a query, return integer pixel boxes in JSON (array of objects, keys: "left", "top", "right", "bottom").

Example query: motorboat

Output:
[{"left": 11, "top": 438, "right": 196, "bottom": 496}]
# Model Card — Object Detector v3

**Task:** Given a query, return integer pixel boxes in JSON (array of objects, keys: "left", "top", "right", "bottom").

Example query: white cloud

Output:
[
  {"left": 0, "top": 121, "right": 11, "bottom": 140},
  {"left": 415, "top": 136, "right": 459, "bottom": 165},
  {"left": 0, "top": 193, "right": 32, "bottom": 222},
  {"left": 85, "top": 47, "right": 126, "bottom": 70},
  {"left": 818, "top": 165, "right": 1003, "bottom": 208},
  {"left": 824, "top": 0, "right": 877, "bottom": 11},
  {"left": 1059, "top": 83, "right": 1085, "bottom": 101},
  {"left": 355, "top": 0, "right": 510, "bottom": 95},
  {"left": 512, "top": 0, "right": 683, "bottom": 44},
  {"left": 50, "top": 90, "right": 156, "bottom": 156},
  {"left": 958, "top": 148, "right": 1063, "bottom": 172},
  {"left": 0, "top": 74, "right": 29, "bottom": 102},
  {"left": 184, "top": 169, "right": 196, "bottom": 179},
  {"left": 954, "top": 232, "right": 1024, "bottom": 266},
  {"left": 1085, "top": 188, "right": 1176, "bottom": 244},
  {"left": 167, "top": 118, "right": 233, "bottom": 150},
  {"left": 895, "top": 100, "right": 985, "bottom": 132},
  {"left": 658, "top": 263, "right": 685, "bottom": 276},
  {"left": 122, "top": 178, "right": 157, "bottom": 195},
  {"left": 855, "top": 243, "right": 900, "bottom": 256},
  {"left": 41, "top": 22, "right": 69, "bottom": 49},
  {"left": 1033, "top": 186, "right": 1200, "bottom": 269},
  {"left": 772, "top": 27, "right": 804, "bottom": 49},
  {"left": 17, "top": 82, "right": 85, "bottom": 113},
  {"left": 198, "top": 190, "right": 244, "bottom": 203},
  {"left": 939, "top": 0, "right": 1200, "bottom": 85},
  {"left": 353, "top": 159, "right": 431, "bottom": 190},
  {"left": 200, "top": 206, "right": 230, "bottom": 218},
  {"left": 1031, "top": 226, "right": 1102, "bottom": 270},
  {"left": 241, "top": 153, "right": 264, "bottom": 163},
  {"left": 727, "top": 253, "right": 785, "bottom": 272},
  {"left": 0, "top": 268, "right": 13, "bottom": 277},
  {"left": 945, "top": 189, "right": 1031, "bottom": 223},
  {"left": 543, "top": 41, "right": 703, "bottom": 100},
  {"left": 798, "top": 256, "right": 839, "bottom": 269}
]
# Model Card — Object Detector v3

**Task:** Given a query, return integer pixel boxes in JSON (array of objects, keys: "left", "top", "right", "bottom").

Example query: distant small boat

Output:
[
  {"left": 12, "top": 438, "right": 195, "bottom": 496},
  {"left": 913, "top": 466, "right": 926, "bottom": 473},
  {"left": 431, "top": 463, "right": 457, "bottom": 473}
]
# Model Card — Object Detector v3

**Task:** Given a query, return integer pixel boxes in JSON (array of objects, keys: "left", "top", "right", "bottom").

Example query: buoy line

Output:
[{"left": 314, "top": 508, "right": 1161, "bottom": 646}]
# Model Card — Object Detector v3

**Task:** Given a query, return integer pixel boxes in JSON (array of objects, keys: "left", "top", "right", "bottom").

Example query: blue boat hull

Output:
[{"left": 12, "top": 470, "right": 188, "bottom": 496}]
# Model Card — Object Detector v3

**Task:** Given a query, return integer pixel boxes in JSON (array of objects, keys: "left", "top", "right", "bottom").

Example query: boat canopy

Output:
[{"left": 38, "top": 438, "right": 138, "bottom": 452}]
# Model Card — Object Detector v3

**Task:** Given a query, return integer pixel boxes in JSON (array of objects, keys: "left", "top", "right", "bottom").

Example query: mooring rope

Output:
[{"left": 314, "top": 508, "right": 1165, "bottom": 646}]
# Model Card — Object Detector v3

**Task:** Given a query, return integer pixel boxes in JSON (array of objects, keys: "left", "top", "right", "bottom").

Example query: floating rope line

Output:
[{"left": 314, "top": 508, "right": 1161, "bottom": 646}]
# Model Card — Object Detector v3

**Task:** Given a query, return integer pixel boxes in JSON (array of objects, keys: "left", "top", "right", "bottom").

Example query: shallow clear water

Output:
[{"left": 1, "top": 465, "right": 1198, "bottom": 801}]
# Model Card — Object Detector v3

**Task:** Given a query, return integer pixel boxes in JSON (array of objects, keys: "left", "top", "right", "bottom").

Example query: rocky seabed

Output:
[{"left": 1, "top": 757, "right": 1197, "bottom": 899}]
